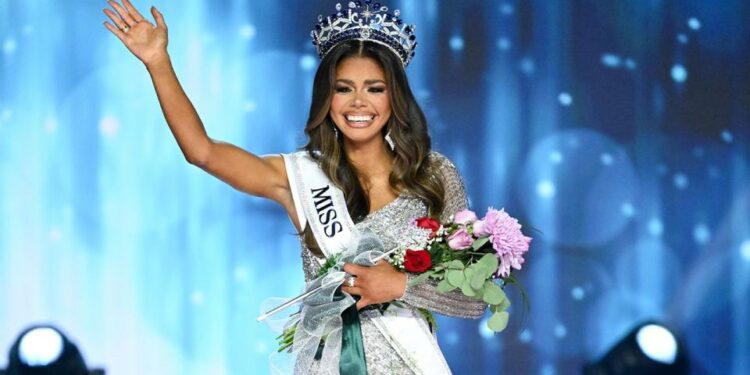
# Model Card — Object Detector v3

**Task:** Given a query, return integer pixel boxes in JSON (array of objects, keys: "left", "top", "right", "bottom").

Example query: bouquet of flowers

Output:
[
  {"left": 391, "top": 207, "right": 532, "bottom": 332},
  {"left": 272, "top": 207, "right": 531, "bottom": 353}
]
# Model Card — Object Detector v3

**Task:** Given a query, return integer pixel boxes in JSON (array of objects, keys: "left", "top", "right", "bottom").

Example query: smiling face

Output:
[{"left": 329, "top": 57, "right": 392, "bottom": 148}]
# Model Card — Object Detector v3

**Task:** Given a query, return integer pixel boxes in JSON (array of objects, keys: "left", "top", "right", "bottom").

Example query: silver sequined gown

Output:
[{"left": 298, "top": 152, "right": 486, "bottom": 374}]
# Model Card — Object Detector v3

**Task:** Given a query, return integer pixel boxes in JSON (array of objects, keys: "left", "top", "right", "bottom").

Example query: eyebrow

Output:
[{"left": 335, "top": 79, "right": 387, "bottom": 85}]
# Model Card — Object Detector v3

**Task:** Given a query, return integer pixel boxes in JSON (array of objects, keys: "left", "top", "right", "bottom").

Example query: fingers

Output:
[
  {"left": 151, "top": 6, "right": 168, "bottom": 30},
  {"left": 108, "top": 0, "right": 138, "bottom": 26},
  {"left": 343, "top": 263, "right": 366, "bottom": 276},
  {"left": 341, "top": 283, "right": 367, "bottom": 309},
  {"left": 103, "top": 8, "right": 128, "bottom": 30},
  {"left": 343, "top": 275, "right": 357, "bottom": 288},
  {"left": 121, "top": 0, "right": 145, "bottom": 22},
  {"left": 356, "top": 299, "right": 369, "bottom": 310},
  {"left": 341, "top": 285, "right": 362, "bottom": 296},
  {"left": 103, "top": 21, "right": 127, "bottom": 42}
]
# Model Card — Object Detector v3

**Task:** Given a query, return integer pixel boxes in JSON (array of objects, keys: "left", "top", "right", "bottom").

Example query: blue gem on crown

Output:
[{"left": 311, "top": 1, "right": 418, "bottom": 67}]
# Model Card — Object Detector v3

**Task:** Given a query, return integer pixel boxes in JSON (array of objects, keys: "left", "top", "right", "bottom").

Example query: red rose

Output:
[
  {"left": 404, "top": 249, "right": 432, "bottom": 273},
  {"left": 415, "top": 217, "right": 441, "bottom": 238}
]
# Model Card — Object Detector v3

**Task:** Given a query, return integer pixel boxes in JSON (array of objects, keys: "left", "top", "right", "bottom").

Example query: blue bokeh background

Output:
[{"left": 1, "top": 0, "right": 748, "bottom": 374}]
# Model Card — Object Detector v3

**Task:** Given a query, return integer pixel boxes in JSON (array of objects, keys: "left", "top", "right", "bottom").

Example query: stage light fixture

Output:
[
  {"left": 583, "top": 321, "right": 689, "bottom": 375},
  {"left": 17, "top": 327, "right": 65, "bottom": 367},
  {"left": 0, "top": 325, "right": 105, "bottom": 375}
]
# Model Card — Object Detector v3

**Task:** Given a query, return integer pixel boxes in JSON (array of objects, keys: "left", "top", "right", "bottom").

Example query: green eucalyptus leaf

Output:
[
  {"left": 409, "top": 271, "right": 434, "bottom": 286},
  {"left": 437, "top": 279, "right": 457, "bottom": 293},
  {"left": 497, "top": 295, "right": 511, "bottom": 311},
  {"left": 487, "top": 311, "right": 509, "bottom": 332},
  {"left": 472, "top": 237, "right": 490, "bottom": 251},
  {"left": 478, "top": 254, "right": 499, "bottom": 278},
  {"left": 461, "top": 281, "right": 477, "bottom": 297},
  {"left": 448, "top": 260, "right": 465, "bottom": 270},
  {"left": 470, "top": 264, "right": 491, "bottom": 282},
  {"left": 463, "top": 267, "right": 475, "bottom": 281},
  {"left": 470, "top": 270, "right": 486, "bottom": 290},
  {"left": 482, "top": 281, "right": 507, "bottom": 305},
  {"left": 446, "top": 269, "right": 465, "bottom": 287}
]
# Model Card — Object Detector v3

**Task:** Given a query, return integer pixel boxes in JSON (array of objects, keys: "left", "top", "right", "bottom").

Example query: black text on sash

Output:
[{"left": 311, "top": 185, "right": 343, "bottom": 238}]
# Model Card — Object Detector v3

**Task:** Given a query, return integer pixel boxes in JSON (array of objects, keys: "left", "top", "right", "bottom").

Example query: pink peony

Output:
[
  {"left": 479, "top": 208, "right": 532, "bottom": 278},
  {"left": 473, "top": 219, "right": 489, "bottom": 237},
  {"left": 447, "top": 228, "right": 473, "bottom": 250},
  {"left": 453, "top": 209, "right": 478, "bottom": 225}
]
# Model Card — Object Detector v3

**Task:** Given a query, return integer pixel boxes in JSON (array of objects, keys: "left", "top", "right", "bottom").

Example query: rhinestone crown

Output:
[{"left": 311, "top": 1, "right": 417, "bottom": 67}]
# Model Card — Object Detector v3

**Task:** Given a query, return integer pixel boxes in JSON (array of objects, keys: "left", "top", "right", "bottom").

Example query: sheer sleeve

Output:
[
  {"left": 431, "top": 152, "right": 470, "bottom": 223},
  {"left": 397, "top": 152, "right": 486, "bottom": 319}
]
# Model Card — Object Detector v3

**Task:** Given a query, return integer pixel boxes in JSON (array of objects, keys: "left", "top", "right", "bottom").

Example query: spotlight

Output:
[
  {"left": 1, "top": 325, "right": 105, "bottom": 375},
  {"left": 583, "top": 321, "right": 689, "bottom": 375}
]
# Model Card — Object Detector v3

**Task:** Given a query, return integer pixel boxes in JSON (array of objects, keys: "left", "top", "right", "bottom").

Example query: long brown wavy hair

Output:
[{"left": 301, "top": 40, "right": 444, "bottom": 257}]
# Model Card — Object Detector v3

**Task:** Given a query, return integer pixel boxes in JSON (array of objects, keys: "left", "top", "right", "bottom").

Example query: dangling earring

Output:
[
  {"left": 332, "top": 124, "right": 339, "bottom": 138},
  {"left": 385, "top": 130, "right": 395, "bottom": 151}
]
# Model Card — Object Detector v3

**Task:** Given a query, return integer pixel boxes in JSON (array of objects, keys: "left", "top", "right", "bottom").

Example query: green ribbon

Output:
[
  {"left": 313, "top": 289, "right": 366, "bottom": 373},
  {"left": 339, "top": 302, "right": 367, "bottom": 374}
]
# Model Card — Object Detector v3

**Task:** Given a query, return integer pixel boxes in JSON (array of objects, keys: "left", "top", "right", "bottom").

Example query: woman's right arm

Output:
[
  {"left": 144, "top": 53, "right": 291, "bottom": 202},
  {"left": 103, "top": 1, "right": 292, "bottom": 209}
]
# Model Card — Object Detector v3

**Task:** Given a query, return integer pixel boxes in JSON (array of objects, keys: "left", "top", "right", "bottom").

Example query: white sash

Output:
[
  {"left": 282, "top": 151, "right": 452, "bottom": 375},
  {"left": 282, "top": 152, "right": 357, "bottom": 258}
]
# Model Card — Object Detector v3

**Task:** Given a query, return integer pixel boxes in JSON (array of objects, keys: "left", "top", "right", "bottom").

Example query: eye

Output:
[
  {"left": 368, "top": 87, "right": 386, "bottom": 93},
  {"left": 335, "top": 86, "right": 352, "bottom": 93}
]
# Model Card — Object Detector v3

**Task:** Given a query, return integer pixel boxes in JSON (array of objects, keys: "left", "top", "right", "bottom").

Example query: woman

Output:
[{"left": 103, "top": 1, "right": 485, "bottom": 373}]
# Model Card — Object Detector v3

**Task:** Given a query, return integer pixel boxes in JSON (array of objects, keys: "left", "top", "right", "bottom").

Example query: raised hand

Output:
[
  {"left": 101, "top": 0, "right": 293, "bottom": 223},
  {"left": 103, "top": 0, "right": 168, "bottom": 66}
]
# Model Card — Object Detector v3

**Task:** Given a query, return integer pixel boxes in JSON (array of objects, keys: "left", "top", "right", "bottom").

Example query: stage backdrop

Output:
[{"left": 1, "top": 1, "right": 748, "bottom": 374}]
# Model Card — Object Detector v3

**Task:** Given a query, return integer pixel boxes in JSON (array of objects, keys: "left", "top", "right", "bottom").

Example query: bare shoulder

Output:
[{"left": 262, "top": 154, "right": 288, "bottom": 175}]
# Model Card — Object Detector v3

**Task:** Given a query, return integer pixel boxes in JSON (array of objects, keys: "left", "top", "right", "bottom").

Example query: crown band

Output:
[{"left": 311, "top": 1, "right": 418, "bottom": 67}]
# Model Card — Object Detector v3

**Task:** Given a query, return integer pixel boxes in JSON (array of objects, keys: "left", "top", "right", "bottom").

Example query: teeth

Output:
[{"left": 346, "top": 115, "right": 374, "bottom": 122}]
